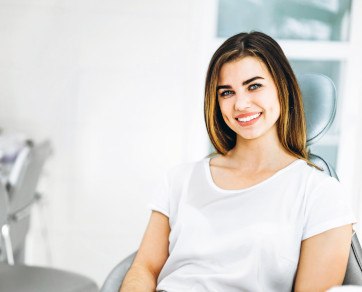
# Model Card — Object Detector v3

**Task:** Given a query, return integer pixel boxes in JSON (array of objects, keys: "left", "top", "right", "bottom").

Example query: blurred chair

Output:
[
  {"left": 100, "top": 74, "right": 362, "bottom": 291},
  {"left": 4, "top": 140, "right": 51, "bottom": 264},
  {"left": 0, "top": 182, "right": 99, "bottom": 291}
]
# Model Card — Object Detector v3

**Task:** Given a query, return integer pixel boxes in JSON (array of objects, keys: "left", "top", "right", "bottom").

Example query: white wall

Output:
[{"left": 0, "top": 0, "right": 213, "bottom": 286}]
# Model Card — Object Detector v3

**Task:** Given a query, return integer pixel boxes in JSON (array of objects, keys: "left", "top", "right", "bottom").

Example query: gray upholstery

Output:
[
  {"left": 0, "top": 263, "right": 98, "bottom": 292},
  {"left": 101, "top": 74, "right": 362, "bottom": 291},
  {"left": 344, "top": 232, "right": 362, "bottom": 285},
  {"left": 309, "top": 153, "right": 339, "bottom": 180},
  {"left": 100, "top": 252, "right": 137, "bottom": 292},
  {"left": 298, "top": 74, "right": 337, "bottom": 146}
]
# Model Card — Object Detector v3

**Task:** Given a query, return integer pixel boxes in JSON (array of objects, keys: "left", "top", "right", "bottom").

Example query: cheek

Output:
[
  {"left": 218, "top": 101, "right": 233, "bottom": 121},
  {"left": 273, "top": 102, "right": 281, "bottom": 118},
  {"left": 218, "top": 100, "right": 226, "bottom": 115},
  {"left": 266, "top": 96, "right": 281, "bottom": 118},
  {"left": 218, "top": 98, "right": 234, "bottom": 112}
]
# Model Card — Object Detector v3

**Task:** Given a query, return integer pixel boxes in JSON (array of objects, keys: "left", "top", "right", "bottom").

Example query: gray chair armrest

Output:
[
  {"left": 343, "top": 231, "right": 362, "bottom": 285},
  {"left": 101, "top": 251, "right": 137, "bottom": 292}
]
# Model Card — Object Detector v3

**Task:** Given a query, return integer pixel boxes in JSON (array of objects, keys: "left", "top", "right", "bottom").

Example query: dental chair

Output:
[
  {"left": 100, "top": 74, "right": 362, "bottom": 291},
  {"left": 0, "top": 183, "right": 99, "bottom": 291},
  {"left": 0, "top": 144, "right": 99, "bottom": 291},
  {"left": 2, "top": 140, "right": 51, "bottom": 264}
]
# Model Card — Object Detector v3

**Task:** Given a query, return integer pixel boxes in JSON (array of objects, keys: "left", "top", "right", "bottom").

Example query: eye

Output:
[
  {"left": 248, "top": 83, "right": 262, "bottom": 91},
  {"left": 219, "top": 90, "right": 234, "bottom": 97}
]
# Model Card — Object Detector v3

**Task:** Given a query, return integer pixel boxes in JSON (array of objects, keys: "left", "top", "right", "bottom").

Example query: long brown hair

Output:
[{"left": 204, "top": 31, "right": 309, "bottom": 162}]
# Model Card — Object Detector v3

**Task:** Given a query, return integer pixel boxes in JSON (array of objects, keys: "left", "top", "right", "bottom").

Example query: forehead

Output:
[{"left": 218, "top": 56, "right": 271, "bottom": 84}]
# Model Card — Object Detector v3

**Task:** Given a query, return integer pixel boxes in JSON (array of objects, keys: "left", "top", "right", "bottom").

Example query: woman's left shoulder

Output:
[{"left": 304, "top": 165, "right": 344, "bottom": 197}]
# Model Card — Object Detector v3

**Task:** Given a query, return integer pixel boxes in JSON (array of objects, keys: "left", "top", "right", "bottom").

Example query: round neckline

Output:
[{"left": 204, "top": 157, "right": 305, "bottom": 194}]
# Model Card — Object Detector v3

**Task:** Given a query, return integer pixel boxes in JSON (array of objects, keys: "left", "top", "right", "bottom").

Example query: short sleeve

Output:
[
  {"left": 302, "top": 177, "right": 357, "bottom": 240},
  {"left": 147, "top": 173, "right": 170, "bottom": 218}
]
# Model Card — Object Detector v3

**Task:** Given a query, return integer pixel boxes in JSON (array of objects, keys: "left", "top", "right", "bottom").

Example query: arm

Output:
[
  {"left": 294, "top": 224, "right": 353, "bottom": 292},
  {"left": 120, "top": 211, "right": 170, "bottom": 292}
]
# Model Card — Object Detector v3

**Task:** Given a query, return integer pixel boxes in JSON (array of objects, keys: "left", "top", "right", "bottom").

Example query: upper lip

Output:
[{"left": 235, "top": 112, "right": 261, "bottom": 119}]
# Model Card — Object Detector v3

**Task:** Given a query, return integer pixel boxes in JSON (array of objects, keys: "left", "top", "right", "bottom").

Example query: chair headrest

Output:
[{"left": 298, "top": 73, "right": 336, "bottom": 146}]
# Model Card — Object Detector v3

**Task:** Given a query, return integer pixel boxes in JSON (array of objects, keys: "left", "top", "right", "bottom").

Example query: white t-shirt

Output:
[{"left": 148, "top": 158, "right": 357, "bottom": 292}]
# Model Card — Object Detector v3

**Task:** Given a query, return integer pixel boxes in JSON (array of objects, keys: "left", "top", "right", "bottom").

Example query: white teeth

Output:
[{"left": 237, "top": 113, "right": 261, "bottom": 122}]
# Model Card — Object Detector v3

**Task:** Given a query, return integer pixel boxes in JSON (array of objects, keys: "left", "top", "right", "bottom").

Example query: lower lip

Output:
[{"left": 236, "top": 113, "right": 262, "bottom": 127}]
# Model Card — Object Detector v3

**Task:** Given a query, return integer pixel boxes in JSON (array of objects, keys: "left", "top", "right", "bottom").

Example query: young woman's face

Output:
[{"left": 217, "top": 56, "right": 281, "bottom": 143}]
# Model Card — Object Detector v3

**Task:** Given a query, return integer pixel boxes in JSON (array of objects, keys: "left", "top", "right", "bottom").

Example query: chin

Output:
[{"left": 237, "top": 133, "right": 261, "bottom": 141}]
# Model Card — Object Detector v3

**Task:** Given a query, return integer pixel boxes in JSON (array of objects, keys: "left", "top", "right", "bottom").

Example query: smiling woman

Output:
[
  {"left": 119, "top": 31, "right": 357, "bottom": 292},
  {"left": 216, "top": 57, "right": 280, "bottom": 141},
  {"left": 204, "top": 32, "right": 306, "bottom": 160}
]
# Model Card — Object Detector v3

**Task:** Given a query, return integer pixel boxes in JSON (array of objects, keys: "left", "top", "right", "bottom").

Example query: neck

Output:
[{"left": 225, "top": 132, "right": 294, "bottom": 171}]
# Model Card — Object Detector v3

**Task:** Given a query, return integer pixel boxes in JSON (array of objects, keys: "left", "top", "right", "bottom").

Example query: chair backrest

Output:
[
  {"left": 7, "top": 141, "right": 52, "bottom": 214},
  {"left": 299, "top": 73, "right": 362, "bottom": 285},
  {"left": 299, "top": 74, "right": 337, "bottom": 146}
]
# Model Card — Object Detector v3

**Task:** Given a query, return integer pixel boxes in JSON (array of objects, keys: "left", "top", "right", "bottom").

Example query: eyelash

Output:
[
  {"left": 219, "top": 83, "right": 262, "bottom": 97},
  {"left": 249, "top": 83, "right": 262, "bottom": 90},
  {"left": 219, "top": 90, "right": 233, "bottom": 97}
]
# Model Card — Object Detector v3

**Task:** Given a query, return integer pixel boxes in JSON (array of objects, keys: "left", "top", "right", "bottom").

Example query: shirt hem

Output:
[
  {"left": 302, "top": 215, "right": 357, "bottom": 240},
  {"left": 148, "top": 204, "right": 170, "bottom": 218}
]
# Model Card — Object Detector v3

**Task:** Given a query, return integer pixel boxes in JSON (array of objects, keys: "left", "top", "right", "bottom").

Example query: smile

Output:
[
  {"left": 236, "top": 112, "right": 262, "bottom": 122},
  {"left": 234, "top": 112, "right": 262, "bottom": 127}
]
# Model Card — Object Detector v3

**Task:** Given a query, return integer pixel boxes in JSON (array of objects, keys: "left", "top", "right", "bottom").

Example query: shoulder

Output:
[
  {"left": 279, "top": 160, "right": 341, "bottom": 198},
  {"left": 305, "top": 164, "right": 341, "bottom": 194},
  {"left": 299, "top": 163, "right": 348, "bottom": 210},
  {"left": 288, "top": 160, "right": 337, "bottom": 188}
]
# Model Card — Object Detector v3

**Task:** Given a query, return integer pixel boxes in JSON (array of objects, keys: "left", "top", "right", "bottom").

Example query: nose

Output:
[{"left": 234, "top": 92, "right": 252, "bottom": 110}]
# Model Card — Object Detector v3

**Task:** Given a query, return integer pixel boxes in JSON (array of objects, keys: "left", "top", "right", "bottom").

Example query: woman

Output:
[{"left": 120, "top": 31, "right": 357, "bottom": 291}]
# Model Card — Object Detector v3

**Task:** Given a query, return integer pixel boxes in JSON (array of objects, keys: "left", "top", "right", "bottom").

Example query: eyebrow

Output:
[
  {"left": 216, "top": 76, "right": 264, "bottom": 91},
  {"left": 242, "top": 76, "right": 264, "bottom": 85}
]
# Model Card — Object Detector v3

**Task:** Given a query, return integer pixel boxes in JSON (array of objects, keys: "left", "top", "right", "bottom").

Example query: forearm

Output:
[{"left": 120, "top": 265, "right": 157, "bottom": 292}]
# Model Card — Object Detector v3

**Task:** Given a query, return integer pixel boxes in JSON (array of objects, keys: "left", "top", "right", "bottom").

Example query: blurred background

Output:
[{"left": 0, "top": 0, "right": 361, "bottom": 287}]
